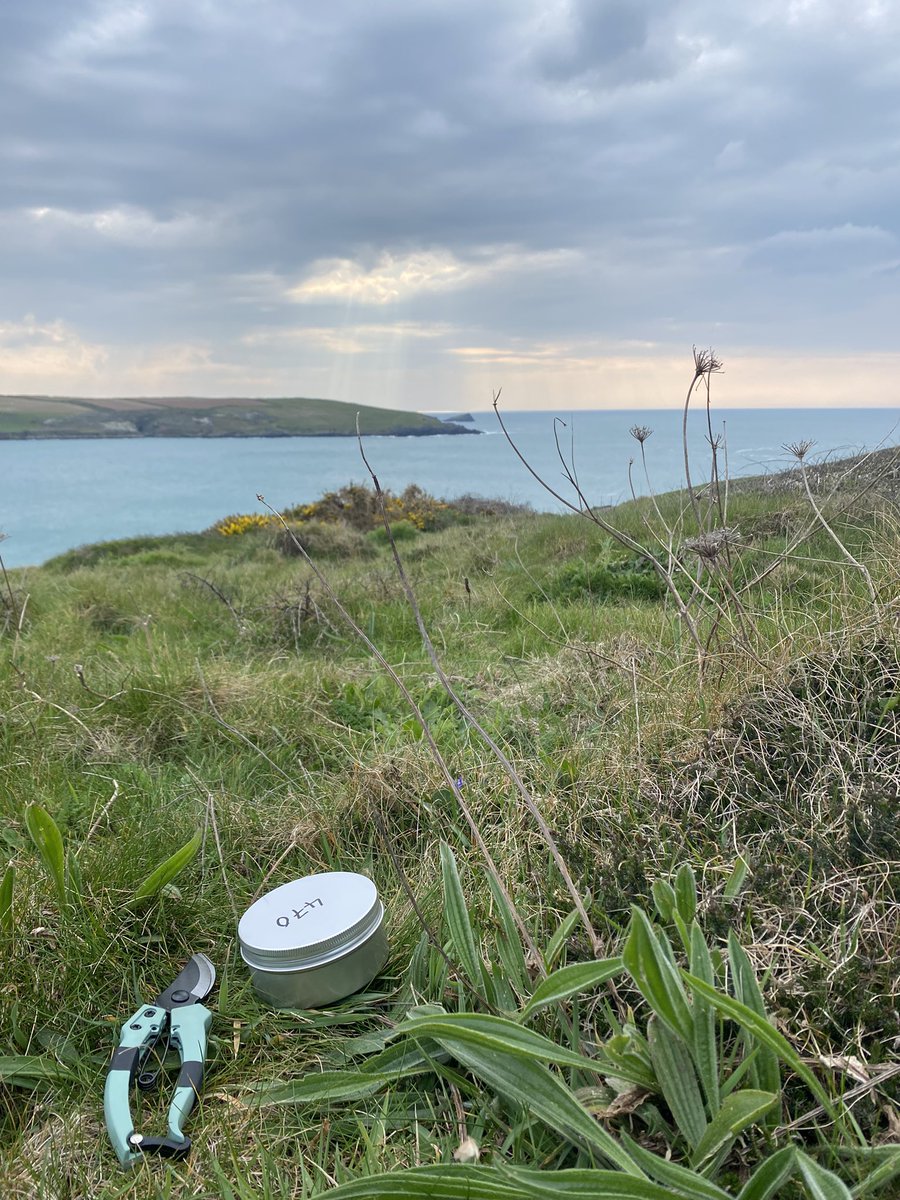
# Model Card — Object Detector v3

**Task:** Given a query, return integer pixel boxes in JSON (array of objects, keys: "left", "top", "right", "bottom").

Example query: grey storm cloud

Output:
[{"left": 1, "top": 0, "right": 899, "bottom": 397}]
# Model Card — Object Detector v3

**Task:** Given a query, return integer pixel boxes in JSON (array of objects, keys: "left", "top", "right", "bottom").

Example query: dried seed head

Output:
[
  {"left": 785, "top": 439, "right": 815, "bottom": 461},
  {"left": 693, "top": 346, "right": 724, "bottom": 378},
  {"left": 630, "top": 424, "right": 653, "bottom": 444},
  {"left": 683, "top": 527, "right": 741, "bottom": 560}
]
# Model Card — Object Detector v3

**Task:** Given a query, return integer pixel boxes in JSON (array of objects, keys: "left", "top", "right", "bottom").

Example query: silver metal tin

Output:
[{"left": 238, "top": 872, "right": 388, "bottom": 1008}]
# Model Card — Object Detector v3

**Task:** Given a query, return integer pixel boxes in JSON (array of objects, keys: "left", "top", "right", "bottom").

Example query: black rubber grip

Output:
[{"left": 176, "top": 1059, "right": 204, "bottom": 1095}]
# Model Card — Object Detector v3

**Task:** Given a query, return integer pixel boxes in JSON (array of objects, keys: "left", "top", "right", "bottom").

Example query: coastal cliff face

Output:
[{"left": 0, "top": 394, "right": 479, "bottom": 439}]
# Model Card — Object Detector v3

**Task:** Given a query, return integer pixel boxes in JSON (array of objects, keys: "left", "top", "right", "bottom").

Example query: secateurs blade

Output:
[{"left": 104, "top": 953, "right": 216, "bottom": 1167}]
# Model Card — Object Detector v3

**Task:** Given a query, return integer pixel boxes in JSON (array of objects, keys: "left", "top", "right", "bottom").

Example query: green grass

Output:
[{"left": 0, "top": 475, "right": 898, "bottom": 1197}]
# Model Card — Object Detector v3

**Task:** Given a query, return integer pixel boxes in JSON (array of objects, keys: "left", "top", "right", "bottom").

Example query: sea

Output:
[{"left": 2, "top": 407, "right": 897, "bottom": 568}]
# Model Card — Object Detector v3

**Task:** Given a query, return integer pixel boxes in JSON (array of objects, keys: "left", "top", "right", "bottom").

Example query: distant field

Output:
[{"left": 0, "top": 394, "right": 475, "bottom": 439}]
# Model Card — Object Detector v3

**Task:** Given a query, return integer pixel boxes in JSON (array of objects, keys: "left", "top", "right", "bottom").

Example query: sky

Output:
[{"left": 1, "top": 0, "right": 899, "bottom": 411}]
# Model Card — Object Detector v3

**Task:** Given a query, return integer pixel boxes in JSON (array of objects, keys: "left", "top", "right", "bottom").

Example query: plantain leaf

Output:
[
  {"left": 521, "top": 957, "right": 624, "bottom": 1019},
  {"left": 439, "top": 842, "right": 482, "bottom": 990},
  {"left": 486, "top": 867, "right": 529, "bottom": 997},
  {"left": 795, "top": 1151, "right": 853, "bottom": 1200},
  {"left": 689, "top": 923, "right": 719, "bottom": 1114},
  {"left": 651, "top": 879, "right": 676, "bottom": 922},
  {"left": 674, "top": 864, "right": 697, "bottom": 926},
  {"left": 850, "top": 1150, "right": 900, "bottom": 1198},
  {"left": 619, "top": 1133, "right": 732, "bottom": 1199},
  {"left": 0, "top": 1055, "right": 73, "bottom": 1088},
  {"left": 131, "top": 830, "right": 202, "bottom": 902},
  {"left": 24, "top": 804, "right": 66, "bottom": 905},
  {"left": 544, "top": 907, "right": 581, "bottom": 970},
  {"left": 322, "top": 1164, "right": 525, "bottom": 1198},
  {"left": 0, "top": 863, "right": 14, "bottom": 934},
  {"left": 500, "top": 1162, "right": 713, "bottom": 1198},
  {"left": 682, "top": 972, "right": 833, "bottom": 1112},
  {"left": 736, "top": 1147, "right": 797, "bottom": 1200},
  {"left": 396, "top": 1013, "right": 643, "bottom": 1176},
  {"left": 727, "top": 932, "right": 781, "bottom": 1101},
  {"left": 624, "top": 908, "right": 693, "bottom": 1042},
  {"left": 647, "top": 1016, "right": 707, "bottom": 1149},
  {"left": 723, "top": 857, "right": 750, "bottom": 901},
  {"left": 251, "top": 1069, "right": 395, "bottom": 1105},
  {"left": 690, "top": 1090, "right": 778, "bottom": 1168}
]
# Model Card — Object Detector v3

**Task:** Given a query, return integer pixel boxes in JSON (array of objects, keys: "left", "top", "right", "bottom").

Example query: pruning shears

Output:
[{"left": 104, "top": 953, "right": 216, "bottom": 1167}]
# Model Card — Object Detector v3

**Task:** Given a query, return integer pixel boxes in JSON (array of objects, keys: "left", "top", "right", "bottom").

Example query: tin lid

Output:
[{"left": 238, "top": 872, "right": 383, "bottom": 971}]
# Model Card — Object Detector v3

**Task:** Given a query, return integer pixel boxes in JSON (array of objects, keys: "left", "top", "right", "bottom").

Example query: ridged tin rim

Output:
[{"left": 238, "top": 872, "right": 383, "bottom": 972}]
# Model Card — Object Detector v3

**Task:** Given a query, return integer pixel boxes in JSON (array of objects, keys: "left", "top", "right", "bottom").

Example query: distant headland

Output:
[{"left": 0, "top": 394, "right": 479, "bottom": 440}]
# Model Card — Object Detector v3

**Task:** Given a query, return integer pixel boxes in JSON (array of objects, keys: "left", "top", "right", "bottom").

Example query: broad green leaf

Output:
[
  {"left": 252, "top": 1069, "right": 394, "bottom": 1105},
  {"left": 850, "top": 1150, "right": 900, "bottom": 1198},
  {"left": 324, "top": 1165, "right": 525, "bottom": 1198},
  {"left": 690, "top": 1090, "right": 778, "bottom": 1168},
  {"left": 521, "top": 957, "right": 624, "bottom": 1019},
  {"left": 689, "top": 923, "right": 719, "bottom": 1113},
  {"left": 0, "top": 863, "right": 14, "bottom": 934},
  {"left": 486, "top": 867, "right": 529, "bottom": 997},
  {"left": 0, "top": 1055, "right": 73, "bottom": 1087},
  {"left": 544, "top": 907, "right": 581, "bottom": 970},
  {"left": 624, "top": 909, "right": 693, "bottom": 1042},
  {"left": 682, "top": 972, "right": 833, "bottom": 1112},
  {"left": 674, "top": 864, "right": 697, "bottom": 926},
  {"left": 24, "top": 804, "right": 66, "bottom": 905},
  {"left": 439, "top": 842, "right": 482, "bottom": 990},
  {"left": 723, "top": 857, "right": 750, "bottom": 900},
  {"left": 647, "top": 1016, "right": 707, "bottom": 1150},
  {"left": 620, "top": 1133, "right": 732, "bottom": 1200},
  {"left": 397, "top": 1014, "right": 642, "bottom": 1175},
  {"left": 736, "top": 1146, "right": 796, "bottom": 1200},
  {"left": 651, "top": 879, "right": 676, "bottom": 922},
  {"left": 795, "top": 1151, "right": 852, "bottom": 1200},
  {"left": 395, "top": 1011, "right": 628, "bottom": 1076},
  {"left": 131, "top": 830, "right": 202, "bottom": 902},
  {"left": 727, "top": 933, "right": 781, "bottom": 1100},
  {"left": 501, "top": 1162, "right": 711, "bottom": 1198}
]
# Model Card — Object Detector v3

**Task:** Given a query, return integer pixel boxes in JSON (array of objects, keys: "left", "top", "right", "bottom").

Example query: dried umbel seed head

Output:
[
  {"left": 785, "top": 439, "right": 815, "bottom": 461},
  {"left": 630, "top": 425, "right": 653, "bottom": 444},
  {"left": 683, "top": 527, "right": 742, "bottom": 560},
  {"left": 692, "top": 346, "right": 724, "bottom": 378}
]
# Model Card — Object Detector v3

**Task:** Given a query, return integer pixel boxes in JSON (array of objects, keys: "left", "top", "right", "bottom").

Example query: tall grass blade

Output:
[
  {"left": 131, "top": 829, "right": 202, "bottom": 902},
  {"left": 647, "top": 1016, "right": 707, "bottom": 1149},
  {"left": 0, "top": 863, "right": 14, "bottom": 934},
  {"left": 690, "top": 1090, "right": 778, "bottom": 1168},
  {"left": 624, "top": 908, "right": 693, "bottom": 1042},
  {"left": 521, "top": 957, "right": 624, "bottom": 1019},
  {"left": 24, "top": 803, "right": 67, "bottom": 906},
  {"left": 439, "top": 841, "right": 482, "bottom": 988},
  {"left": 682, "top": 972, "right": 833, "bottom": 1112}
]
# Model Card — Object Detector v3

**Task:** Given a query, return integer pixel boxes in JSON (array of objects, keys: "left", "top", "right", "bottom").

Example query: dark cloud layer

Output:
[{"left": 1, "top": 0, "right": 898, "bottom": 404}]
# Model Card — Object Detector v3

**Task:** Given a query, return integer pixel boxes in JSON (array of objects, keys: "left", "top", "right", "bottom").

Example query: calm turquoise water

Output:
[{"left": 3, "top": 408, "right": 897, "bottom": 567}]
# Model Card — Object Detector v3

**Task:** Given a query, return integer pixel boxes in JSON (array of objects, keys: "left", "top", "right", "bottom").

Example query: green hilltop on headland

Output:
[{"left": 0, "top": 393, "right": 478, "bottom": 439}]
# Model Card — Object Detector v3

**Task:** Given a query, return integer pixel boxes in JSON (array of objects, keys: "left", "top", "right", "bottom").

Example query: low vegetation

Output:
[{"left": 1, "top": 418, "right": 898, "bottom": 1197}]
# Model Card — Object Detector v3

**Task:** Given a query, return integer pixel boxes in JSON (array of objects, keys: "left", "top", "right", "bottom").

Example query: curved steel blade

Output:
[{"left": 155, "top": 953, "right": 216, "bottom": 1009}]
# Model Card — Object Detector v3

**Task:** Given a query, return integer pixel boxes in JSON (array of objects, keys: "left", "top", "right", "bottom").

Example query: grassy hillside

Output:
[
  {"left": 0, "top": 465, "right": 898, "bottom": 1197},
  {"left": 0, "top": 394, "right": 476, "bottom": 439}
]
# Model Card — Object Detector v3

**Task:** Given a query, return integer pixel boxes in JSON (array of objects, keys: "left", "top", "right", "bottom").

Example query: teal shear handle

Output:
[{"left": 104, "top": 1002, "right": 212, "bottom": 1167}]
